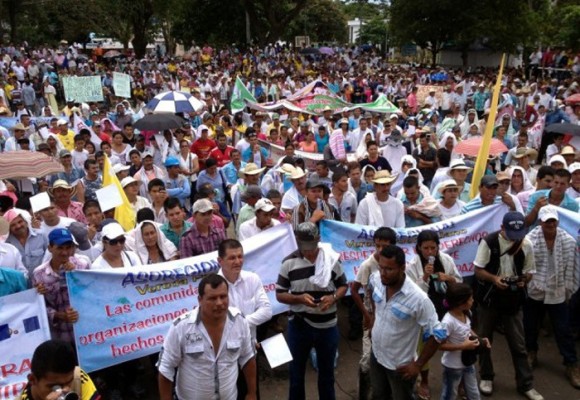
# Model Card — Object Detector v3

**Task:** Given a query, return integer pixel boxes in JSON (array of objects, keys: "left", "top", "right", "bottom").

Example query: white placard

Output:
[
  {"left": 96, "top": 184, "right": 124, "bottom": 212},
  {"left": 260, "top": 333, "right": 293, "bottom": 369},
  {"left": 29, "top": 192, "right": 51, "bottom": 213}
]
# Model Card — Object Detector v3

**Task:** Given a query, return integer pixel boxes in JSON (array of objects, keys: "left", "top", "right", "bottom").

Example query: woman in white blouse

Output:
[{"left": 91, "top": 222, "right": 141, "bottom": 269}]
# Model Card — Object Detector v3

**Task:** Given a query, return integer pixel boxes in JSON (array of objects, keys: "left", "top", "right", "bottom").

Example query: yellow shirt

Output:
[{"left": 58, "top": 130, "right": 76, "bottom": 151}]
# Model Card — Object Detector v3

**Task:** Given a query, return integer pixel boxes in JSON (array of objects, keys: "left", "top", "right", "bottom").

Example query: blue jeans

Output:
[
  {"left": 441, "top": 365, "right": 480, "bottom": 400},
  {"left": 287, "top": 317, "right": 339, "bottom": 400},
  {"left": 523, "top": 298, "right": 577, "bottom": 365}
]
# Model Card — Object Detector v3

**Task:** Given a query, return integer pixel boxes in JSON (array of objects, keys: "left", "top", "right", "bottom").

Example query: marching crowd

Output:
[{"left": 0, "top": 42, "right": 579, "bottom": 400}]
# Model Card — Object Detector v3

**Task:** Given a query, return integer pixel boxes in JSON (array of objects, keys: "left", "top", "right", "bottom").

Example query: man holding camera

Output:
[
  {"left": 473, "top": 212, "right": 543, "bottom": 400},
  {"left": 20, "top": 339, "right": 100, "bottom": 400}
]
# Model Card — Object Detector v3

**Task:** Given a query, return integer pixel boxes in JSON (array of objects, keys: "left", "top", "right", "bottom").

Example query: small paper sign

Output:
[
  {"left": 260, "top": 333, "right": 293, "bottom": 369},
  {"left": 30, "top": 192, "right": 51, "bottom": 213},
  {"left": 95, "top": 184, "right": 123, "bottom": 212}
]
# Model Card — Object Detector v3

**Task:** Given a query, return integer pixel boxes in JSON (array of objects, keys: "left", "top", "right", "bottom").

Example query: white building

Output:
[{"left": 347, "top": 18, "right": 364, "bottom": 44}]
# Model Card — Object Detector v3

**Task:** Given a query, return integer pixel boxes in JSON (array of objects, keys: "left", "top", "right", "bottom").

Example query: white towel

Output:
[
  {"left": 309, "top": 242, "right": 340, "bottom": 288},
  {"left": 366, "top": 193, "right": 385, "bottom": 227}
]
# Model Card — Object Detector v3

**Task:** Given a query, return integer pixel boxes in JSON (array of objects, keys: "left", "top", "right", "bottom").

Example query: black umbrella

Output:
[
  {"left": 134, "top": 113, "right": 185, "bottom": 131},
  {"left": 545, "top": 123, "right": 580, "bottom": 136}
]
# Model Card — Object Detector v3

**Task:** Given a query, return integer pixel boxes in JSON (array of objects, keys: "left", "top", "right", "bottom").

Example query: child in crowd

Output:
[{"left": 440, "top": 283, "right": 490, "bottom": 400}]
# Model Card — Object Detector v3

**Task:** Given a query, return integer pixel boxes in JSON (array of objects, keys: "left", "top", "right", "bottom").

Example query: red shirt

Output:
[
  {"left": 209, "top": 145, "right": 234, "bottom": 167},
  {"left": 190, "top": 138, "right": 216, "bottom": 169}
]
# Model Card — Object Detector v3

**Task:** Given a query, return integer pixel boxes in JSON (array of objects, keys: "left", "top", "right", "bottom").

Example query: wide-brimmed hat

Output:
[
  {"left": 121, "top": 176, "right": 142, "bottom": 188},
  {"left": 447, "top": 159, "right": 473, "bottom": 176},
  {"left": 372, "top": 170, "right": 398, "bottom": 184},
  {"left": 12, "top": 123, "right": 26, "bottom": 131},
  {"left": 239, "top": 163, "right": 266, "bottom": 177},
  {"left": 290, "top": 167, "right": 306, "bottom": 180},
  {"left": 48, "top": 179, "right": 77, "bottom": 198},
  {"left": 561, "top": 146, "right": 576, "bottom": 156},
  {"left": 437, "top": 179, "right": 460, "bottom": 193},
  {"left": 513, "top": 147, "right": 538, "bottom": 161}
]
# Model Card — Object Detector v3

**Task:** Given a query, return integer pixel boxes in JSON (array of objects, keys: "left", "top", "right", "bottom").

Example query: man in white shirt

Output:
[
  {"left": 355, "top": 170, "right": 405, "bottom": 227},
  {"left": 368, "top": 245, "right": 446, "bottom": 399},
  {"left": 524, "top": 206, "right": 580, "bottom": 389},
  {"left": 0, "top": 220, "right": 29, "bottom": 278},
  {"left": 281, "top": 167, "right": 307, "bottom": 213},
  {"left": 351, "top": 116, "right": 374, "bottom": 152},
  {"left": 238, "top": 198, "right": 280, "bottom": 241},
  {"left": 157, "top": 274, "right": 257, "bottom": 400},
  {"left": 217, "top": 239, "right": 272, "bottom": 397},
  {"left": 37, "top": 202, "right": 75, "bottom": 241}
]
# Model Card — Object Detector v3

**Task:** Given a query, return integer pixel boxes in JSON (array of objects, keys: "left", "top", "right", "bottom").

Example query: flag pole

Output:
[{"left": 469, "top": 54, "right": 506, "bottom": 200}]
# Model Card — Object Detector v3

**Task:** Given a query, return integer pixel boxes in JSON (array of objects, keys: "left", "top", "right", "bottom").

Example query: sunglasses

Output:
[{"left": 105, "top": 237, "right": 126, "bottom": 246}]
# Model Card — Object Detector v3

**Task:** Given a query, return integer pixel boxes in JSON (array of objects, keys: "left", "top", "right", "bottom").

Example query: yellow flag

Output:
[
  {"left": 102, "top": 156, "right": 135, "bottom": 231},
  {"left": 469, "top": 54, "right": 506, "bottom": 199}
]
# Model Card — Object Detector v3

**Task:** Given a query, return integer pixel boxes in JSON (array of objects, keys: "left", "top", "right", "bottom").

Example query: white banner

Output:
[
  {"left": 112, "top": 72, "right": 131, "bottom": 99},
  {"left": 62, "top": 76, "right": 104, "bottom": 103},
  {"left": 0, "top": 289, "right": 51, "bottom": 400},
  {"left": 320, "top": 205, "right": 507, "bottom": 281},
  {"left": 67, "top": 223, "right": 296, "bottom": 372}
]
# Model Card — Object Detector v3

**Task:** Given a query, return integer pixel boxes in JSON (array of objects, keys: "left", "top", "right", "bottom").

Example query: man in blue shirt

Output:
[
  {"left": 164, "top": 156, "right": 191, "bottom": 207},
  {"left": 526, "top": 169, "right": 578, "bottom": 226}
]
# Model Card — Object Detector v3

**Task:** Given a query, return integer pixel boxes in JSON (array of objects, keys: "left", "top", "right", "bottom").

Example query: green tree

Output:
[
  {"left": 358, "top": 17, "right": 388, "bottom": 46},
  {"left": 241, "top": 0, "right": 309, "bottom": 44},
  {"left": 389, "top": 0, "right": 536, "bottom": 67},
  {"left": 285, "top": 0, "right": 348, "bottom": 44}
]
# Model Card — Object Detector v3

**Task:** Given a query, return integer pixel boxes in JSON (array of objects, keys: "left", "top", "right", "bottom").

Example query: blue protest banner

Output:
[{"left": 68, "top": 223, "right": 296, "bottom": 372}]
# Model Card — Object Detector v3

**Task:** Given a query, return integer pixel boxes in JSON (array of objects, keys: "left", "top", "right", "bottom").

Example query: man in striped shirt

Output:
[{"left": 276, "top": 222, "right": 348, "bottom": 400}]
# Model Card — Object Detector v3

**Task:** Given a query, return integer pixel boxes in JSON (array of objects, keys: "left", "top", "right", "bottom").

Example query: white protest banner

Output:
[
  {"left": 67, "top": 223, "right": 296, "bottom": 372},
  {"left": 113, "top": 72, "right": 131, "bottom": 98},
  {"left": 320, "top": 205, "right": 508, "bottom": 282},
  {"left": 62, "top": 76, "right": 104, "bottom": 103},
  {"left": 0, "top": 289, "right": 51, "bottom": 400}
]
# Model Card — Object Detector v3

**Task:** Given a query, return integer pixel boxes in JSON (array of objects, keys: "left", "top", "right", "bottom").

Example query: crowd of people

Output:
[{"left": 0, "top": 41, "right": 579, "bottom": 400}]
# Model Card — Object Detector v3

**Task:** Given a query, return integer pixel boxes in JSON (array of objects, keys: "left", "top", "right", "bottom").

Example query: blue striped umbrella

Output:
[{"left": 146, "top": 91, "right": 204, "bottom": 113}]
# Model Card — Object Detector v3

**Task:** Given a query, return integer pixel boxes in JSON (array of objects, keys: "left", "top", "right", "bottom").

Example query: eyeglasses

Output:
[
  {"left": 444, "top": 187, "right": 459, "bottom": 192},
  {"left": 105, "top": 237, "right": 126, "bottom": 246}
]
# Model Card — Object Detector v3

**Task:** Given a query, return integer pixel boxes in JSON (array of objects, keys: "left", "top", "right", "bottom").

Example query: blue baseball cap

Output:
[
  {"left": 502, "top": 212, "right": 527, "bottom": 241},
  {"left": 48, "top": 228, "right": 78, "bottom": 246},
  {"left": 164, "top": 156, "right": 180, "bottom": 168}
]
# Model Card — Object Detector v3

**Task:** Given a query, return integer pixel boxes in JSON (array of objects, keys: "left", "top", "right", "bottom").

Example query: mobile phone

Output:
[{"left": 313, "top": 298, "right": 322, "bottom": 304}]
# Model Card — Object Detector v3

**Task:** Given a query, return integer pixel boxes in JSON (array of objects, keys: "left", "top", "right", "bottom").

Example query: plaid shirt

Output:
[
  {"left": 179, "top": 223, "right": 226, "bottom": 258},
  {"left": 31, "top": 256, "right": 91, "bottom": 343}
]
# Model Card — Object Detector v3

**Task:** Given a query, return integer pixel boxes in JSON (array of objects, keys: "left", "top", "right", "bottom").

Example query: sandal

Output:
[{"left": 416, "top": 383, "right": 431, "bottom": 400}]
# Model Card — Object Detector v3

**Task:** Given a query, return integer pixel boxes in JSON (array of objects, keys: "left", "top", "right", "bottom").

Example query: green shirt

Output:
[
  {"left": 161, "top": 221, "right": 193, "bottom": 248},
  {"left": 236, "top": 204, "right": 255, "bottom": 233}
]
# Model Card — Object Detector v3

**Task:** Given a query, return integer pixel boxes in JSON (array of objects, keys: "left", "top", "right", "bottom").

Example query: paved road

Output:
[{"left": 135, "top": 302, "right": 580, "bottom": 400}]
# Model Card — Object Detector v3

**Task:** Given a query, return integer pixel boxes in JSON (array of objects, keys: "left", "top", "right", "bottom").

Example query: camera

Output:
[
  {"left": 52, "top": 386, "right": 79, "bottom": 400},
  {"left": 501, "top": 276, "right": 521, "bottom": 292}
]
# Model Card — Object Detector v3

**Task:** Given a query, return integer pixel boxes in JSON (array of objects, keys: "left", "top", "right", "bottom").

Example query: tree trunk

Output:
[
  {"left": 8, "top": 0, "right": 18, "bottom": 42},
  {"left": 461, "top": 48, "right": 469, "bottom": 68},
  {"left": 132, "top": 31, "right": 148, "bottom": 59},
  {"left": 431, "top": 48, "right": 438, "bottom": 68}
]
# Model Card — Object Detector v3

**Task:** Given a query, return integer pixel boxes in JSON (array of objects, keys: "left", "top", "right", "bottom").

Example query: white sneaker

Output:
[
  {"left": 479, "top": 380, "right": 493, "bottom": 395},
  {"left": 523, "top": 389, "right": 544, "bottom": 400}
]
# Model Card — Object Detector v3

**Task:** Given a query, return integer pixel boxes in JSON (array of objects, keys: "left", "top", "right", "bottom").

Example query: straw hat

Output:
[
  {"left": 371, "top": 170, "right": 398, "bottom": 184},
  {"left": 239, "top": 163, "right": 266, "bottom": 177},
  {"left": 48, "top": 179, "right": 77, "bottom": 198}
]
